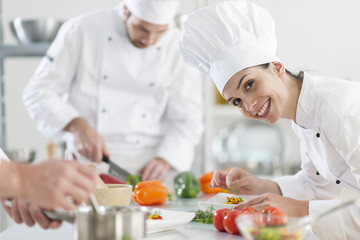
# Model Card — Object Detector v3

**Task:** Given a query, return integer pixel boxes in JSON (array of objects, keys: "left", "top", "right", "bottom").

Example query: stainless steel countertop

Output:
[
  {"left": 0, "top": 194, "right": 246, "bottom": 240},
  {"left": 0, "top": 193, "right": 319, "bottom": 240}
]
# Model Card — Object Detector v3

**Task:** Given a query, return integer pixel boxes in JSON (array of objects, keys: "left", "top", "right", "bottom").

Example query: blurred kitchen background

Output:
[{"left": 0, "top": 0, "right": 360, "bottom": 231}]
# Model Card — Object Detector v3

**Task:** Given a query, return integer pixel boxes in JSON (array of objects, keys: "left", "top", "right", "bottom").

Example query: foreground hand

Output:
[
  {"left": 18, "top": 160, "right": 97, "bottom": 210},
  {"left": 64, "top": 117, "right": 109, "bottom": 163},
  {"left": 139, "top": 158, "right": 171, "bottom": 182},
  {"left": 210, "top": 167, "right": 281, "bottom": 195},
  {"left": 233, "top": 193, "right": 309, "bottom": 217},
  {"left": 2, "top": 199, "right": 62, "bottom": 229}
]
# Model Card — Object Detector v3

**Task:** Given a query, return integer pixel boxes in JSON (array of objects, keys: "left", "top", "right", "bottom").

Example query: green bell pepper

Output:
[
  {"left": 126, "top": 174, "right": 141, "bottom": 190},
  {"left": 174, "top": 171, "right": 200, "bottom": 198}
]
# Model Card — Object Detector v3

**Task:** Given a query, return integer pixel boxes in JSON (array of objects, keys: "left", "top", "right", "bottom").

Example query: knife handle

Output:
[{"left": 102, "top": 155, "right": 110, "bottom": 163}]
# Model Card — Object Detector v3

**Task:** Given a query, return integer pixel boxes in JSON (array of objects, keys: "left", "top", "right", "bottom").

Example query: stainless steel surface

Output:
[
  {"left": 0, "top": 43, "right": 50, "bottom": 57},
  {"left": 103, "top": 155, "right": 132, "bottom": 182},
  {"left": 74, "top": 206, "right": 146, "bottom": 240},
  {"left": 10, "top": 18, "right": 62, "bottom": 44},
  {"left": 4, "top": 147, "right": 36, "bottom": 163}
]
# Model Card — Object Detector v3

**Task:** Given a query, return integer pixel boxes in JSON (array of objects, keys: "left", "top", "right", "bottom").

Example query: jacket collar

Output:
[{"left": 295, "top": 72, "right": 320, "bottom": 129}]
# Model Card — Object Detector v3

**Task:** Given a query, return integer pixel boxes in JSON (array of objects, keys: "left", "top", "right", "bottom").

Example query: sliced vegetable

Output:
[
  {"left": 99, "top": 173, "right": 125, "bottom": 184},
  {"left": 174, "top": 171, "right": 200, "bottom": 198},
  {"left": 225, "top": 196, "right": 244, "bottom": 204},
  {"left": 132, "top": 180, "right": 168, "bottom": 205}
]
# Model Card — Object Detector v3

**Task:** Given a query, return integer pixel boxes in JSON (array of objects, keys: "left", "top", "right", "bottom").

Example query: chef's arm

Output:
[
  {"left": 0, "top": 160, "right": 22, "bottom": 199},
  {"left": 22, "top": 19, "right": 82, "bottom": 139},
  {"left": 63, "top": 117, "right": 109, "bottom": 163},
  {"left": 156, "top": 64, "right": 204, "bottom": 172}
]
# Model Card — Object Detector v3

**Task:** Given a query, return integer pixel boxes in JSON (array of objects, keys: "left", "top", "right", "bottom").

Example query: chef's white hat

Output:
[
  {"left": 124, "top": 0, "right": 180, "bottom": 25},
  {"left": 180, "top": 0, "right": 279, "bottom": 94}
]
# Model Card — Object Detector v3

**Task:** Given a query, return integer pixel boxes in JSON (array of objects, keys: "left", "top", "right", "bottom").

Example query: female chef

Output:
[{"left": 179, "top": 1, "right": 360, "bottom": 239}]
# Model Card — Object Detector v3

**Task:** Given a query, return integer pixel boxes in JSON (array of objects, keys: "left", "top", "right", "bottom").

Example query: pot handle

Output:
[{"left": 3, "top": 199, "right": 75, "bottom": 223}]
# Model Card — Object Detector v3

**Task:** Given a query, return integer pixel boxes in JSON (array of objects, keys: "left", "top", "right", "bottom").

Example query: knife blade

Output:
[{"left": 102, "top": 155, "right": 133, "bottom": 183}]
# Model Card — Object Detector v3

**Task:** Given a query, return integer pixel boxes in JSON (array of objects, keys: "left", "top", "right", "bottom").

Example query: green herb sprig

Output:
[{"left": 192, "top": 206, "right": 215, "bottom": 224}]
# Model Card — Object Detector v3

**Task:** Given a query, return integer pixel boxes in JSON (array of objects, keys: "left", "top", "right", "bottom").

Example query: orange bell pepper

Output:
[
  {"left": 199, "top": 171, "right": 229, "bottom": 194},
  {"left": 132, "top": 180, "right": 168, "bottom": 205}
]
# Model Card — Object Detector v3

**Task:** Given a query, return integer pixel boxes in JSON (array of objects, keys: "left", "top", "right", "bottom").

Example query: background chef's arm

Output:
[
  {"left": 156, "top": 62, "right": 204, "bottom": 172},
  {"left": 22, "top": 19, "right": 82, "bottom": 138}
]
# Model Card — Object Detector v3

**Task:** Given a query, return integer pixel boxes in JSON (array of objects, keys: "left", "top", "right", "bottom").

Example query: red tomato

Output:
[
  {"left": 241, "top": 213, "right": 266, "bottom": 227},
  {"left": 239, "top": 206, "right": 259, "bottom": 214},
  {"left": 266, "top": 209, "right": 289, "bottom": 226},
  {"left": 213, "top": 208, "right": 231, "bottom": 232},
  {"left": 262, "top": 206, "right": 279, "bottom": 214},
  {"left": 223, "top": 210, "right": 242, "bottom": 235}
]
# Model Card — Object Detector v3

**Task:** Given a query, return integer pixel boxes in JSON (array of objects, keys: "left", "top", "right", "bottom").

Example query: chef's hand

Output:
[
  {"left": 64, "top": 117, "right": 109, "bottom": 163},
  {"left": 17, "top": 159, "right": 97, "bottom": 210},
  {"left": 138, "top": 158, "right": 171, "bottom": 182},
  {"left": 233, "top": 193, "right": 309, "bottom": 217},
  {"left": 2, "top": 199, "right": 62, "bottom": 229},
  {"left": 211, "top": 167, "right": 282, "bottom": 195}
]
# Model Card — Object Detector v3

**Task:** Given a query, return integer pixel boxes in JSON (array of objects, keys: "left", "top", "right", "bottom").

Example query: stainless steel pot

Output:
[
  {"left": 74, "top": 206, "right": 146, "bottom": 240},
  {"left": 4, "top": 201, "right": 146, "bottom": 239}
]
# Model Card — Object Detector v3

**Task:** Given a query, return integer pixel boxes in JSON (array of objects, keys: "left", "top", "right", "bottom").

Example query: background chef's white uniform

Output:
[
  {"left": 0, "top": 148, "right": 9, "bottom": 162},
  {"left": 22, "top": 3, "right": 204, "bottom": 174},
  {"left": 275, "top": 73, "right": 360, "bottom": 240}
]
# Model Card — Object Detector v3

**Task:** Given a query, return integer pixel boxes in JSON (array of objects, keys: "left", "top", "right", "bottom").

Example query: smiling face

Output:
[
  {"left": 123, "top": 6, "right": 168, "bottom": 48},
  {"left": 222, "top": 62, "right": 294, "bottom": 124}
]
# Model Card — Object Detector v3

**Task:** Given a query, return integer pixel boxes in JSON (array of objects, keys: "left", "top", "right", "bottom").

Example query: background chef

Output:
[
  {"left": 23, "top": 0, "right": 204, "bottom": 182},
  {"left": 180, "top": 1, "right": 360, "bottom": 239}
]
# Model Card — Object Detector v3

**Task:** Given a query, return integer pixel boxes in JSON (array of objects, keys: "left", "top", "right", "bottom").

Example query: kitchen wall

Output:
[{"left": 1, "top": 0, "right": 360, "bottom": 164}]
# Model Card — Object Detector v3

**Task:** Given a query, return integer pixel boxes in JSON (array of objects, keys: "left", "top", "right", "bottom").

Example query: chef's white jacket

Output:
[
  {"left": 275, "top": 73, "right": 360, "bottom": 239},
  {"left": 0, "top": 148, "right": 9, "bottom": 162},
  {"left": 22, "top": 4, "right": 204, "bottom": 173}
]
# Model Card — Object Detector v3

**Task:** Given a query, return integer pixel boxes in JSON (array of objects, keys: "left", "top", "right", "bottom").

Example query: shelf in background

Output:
[{"left": 0, "top": 43, "right": 50, "bottom": 58}]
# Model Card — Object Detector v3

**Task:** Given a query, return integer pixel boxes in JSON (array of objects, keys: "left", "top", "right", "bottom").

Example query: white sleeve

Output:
[
  {"left": 22, "top": 19, "right": 81, "bottom": 138},
  {"left": 309, "top": 200, "right": 360, "bottom": 240},
  {"left": 156, "top": 59, "right": 204, "bottom": 171}
]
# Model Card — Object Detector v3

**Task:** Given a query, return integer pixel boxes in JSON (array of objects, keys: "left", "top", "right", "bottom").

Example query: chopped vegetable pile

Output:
[
  {"left": 225, "top": 196, "right": 244, "bottom": 204},
  {"left": 192, "top": 206, "right": 215, "bottom": 224},
  {"left": 147, "top": 210, "right": 163, "bottom": 220}
]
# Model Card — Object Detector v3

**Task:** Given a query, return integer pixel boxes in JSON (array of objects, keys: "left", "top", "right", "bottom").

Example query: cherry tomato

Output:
[
  {"left": 266, "top": 209, "right": 289, "bottom": 226},
  {"left": 213, "top": 208, "right": 231, "bottom": 232},
  {"left": 223, "top": 210, "right": 242, "bottom": 235},
  {"left": 239, "top": 206, "right": 259, "bottom": 214}
]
